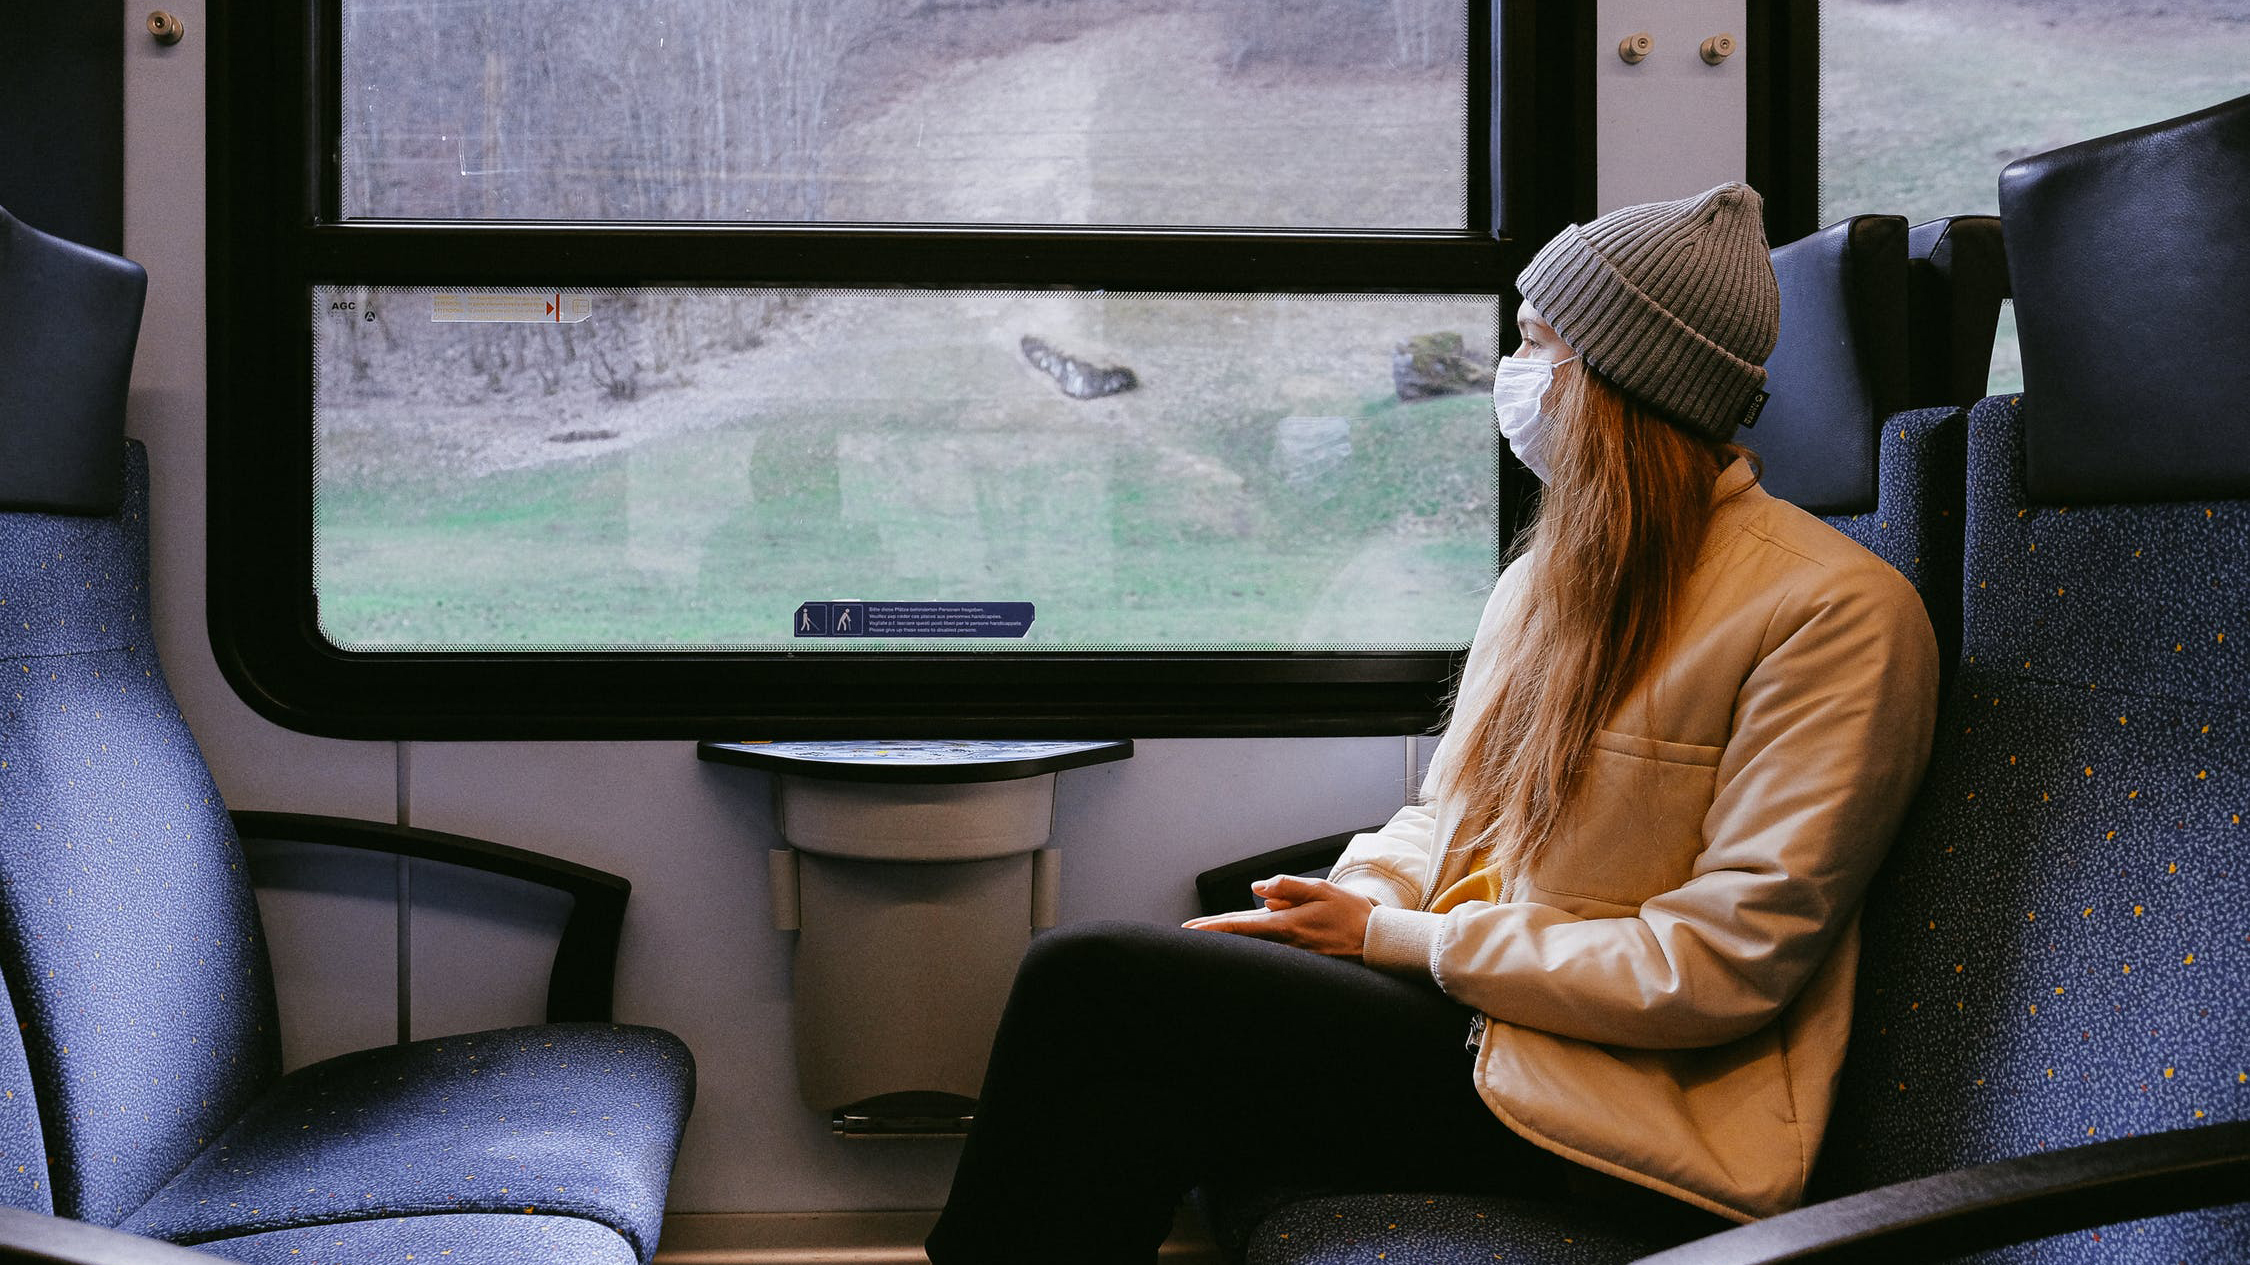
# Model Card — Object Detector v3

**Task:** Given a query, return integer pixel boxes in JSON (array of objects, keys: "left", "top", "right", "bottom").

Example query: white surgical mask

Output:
[{"left": 1492, "top": 353, "right": 1577, "bottom": 483}]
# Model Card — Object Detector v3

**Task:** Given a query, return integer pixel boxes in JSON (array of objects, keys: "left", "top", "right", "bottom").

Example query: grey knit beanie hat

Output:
[{"left": 1516, "top": 182, "right": 1780, "bottom": 440}]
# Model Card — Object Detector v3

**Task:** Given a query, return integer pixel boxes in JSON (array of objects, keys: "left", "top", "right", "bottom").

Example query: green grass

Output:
[{"left": 314, "top": 390, "right": 1499, "bottom": 651}]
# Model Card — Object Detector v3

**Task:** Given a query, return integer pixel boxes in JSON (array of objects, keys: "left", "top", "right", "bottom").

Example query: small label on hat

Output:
[{"left": 1739, "top": 390, "right": 1772, "bottom": 429}]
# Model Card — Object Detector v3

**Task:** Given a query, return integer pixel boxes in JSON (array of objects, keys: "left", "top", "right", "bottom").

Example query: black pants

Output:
[{"left": 925, "top": 919, "right": 1580, "bottom": 1264}]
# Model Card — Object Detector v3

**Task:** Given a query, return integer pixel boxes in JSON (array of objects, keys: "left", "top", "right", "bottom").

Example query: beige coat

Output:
[{"left": 1333, "top": 458, "right": 1939, "bottom": 1223}]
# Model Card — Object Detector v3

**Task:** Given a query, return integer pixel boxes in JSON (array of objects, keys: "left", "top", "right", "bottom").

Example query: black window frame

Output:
[
  {"left": 207, "top": 0, "right": 1596, "bottom": 740},
  {"left": 1745, "top": 0, "right": 1820, "bottom": 249}
]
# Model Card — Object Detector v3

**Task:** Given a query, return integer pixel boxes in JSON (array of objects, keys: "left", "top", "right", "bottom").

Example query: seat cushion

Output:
[
  {"left": 1241, "top": 1193, "right": 1665, "bottom": 1265},
  {"left": 193, "top": 1212, "right": 637, "bottom": 1264},
  {"left": 117, "top": 1023, "right": 692, "bottom": 1263}
]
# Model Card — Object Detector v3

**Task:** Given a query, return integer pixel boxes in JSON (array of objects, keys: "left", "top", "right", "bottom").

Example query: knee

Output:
[{"left": 1017, "top": 919, "right": 1170, "bottom": 993}]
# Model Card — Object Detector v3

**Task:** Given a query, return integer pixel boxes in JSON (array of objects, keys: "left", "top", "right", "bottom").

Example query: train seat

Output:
[
  {"left": 1794, "top": 90, "right": 2250, "bottom": 1259},
  {"left": 0, "top": 442, "right": 693, "bottom": 1263}
]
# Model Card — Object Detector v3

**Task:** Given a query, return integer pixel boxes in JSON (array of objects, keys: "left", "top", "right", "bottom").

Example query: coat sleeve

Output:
[
  {"left": 1360, "top": 561, "right": 1940, "bottom": 1049},
  {"left": 1326, "top": 802, "right": 1437, "bottom": 908}
]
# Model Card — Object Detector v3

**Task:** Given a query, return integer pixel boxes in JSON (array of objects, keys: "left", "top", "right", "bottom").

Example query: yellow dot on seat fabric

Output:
[
  {"left": 2085, "top": 767, "right": 2094, "bottom": 776},
  {"left": 2186, "top": 954, "right": 2197, "bottom": 964}
]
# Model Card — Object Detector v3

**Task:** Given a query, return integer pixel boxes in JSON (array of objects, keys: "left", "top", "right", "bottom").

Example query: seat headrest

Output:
[
  {"left": 1905, "top": 216, "right": 2008, "bottom": 409},
  {"left": 0, "top": 205, "right": 146, "bottom": 515},
  {"left": 2000, "top": 91, "right": 2250, "bottom": 503},
  {"left": 1755, "top": 214, "right": 1908, "bottom": 515}
]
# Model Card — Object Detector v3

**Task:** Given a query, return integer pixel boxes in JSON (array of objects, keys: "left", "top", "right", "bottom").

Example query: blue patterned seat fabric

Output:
[
  {"left": 0, "top": 442, "right": 280, "bottom": 1225},
  {"left": 194, "top": 1212, "right": 637, "bottom": 1264},
  {"left": 1810, "top": 395, "right": 2250, "bottom": 1261},
  {"left": 1, "top": 444, "right": 695, "bottom": 1261},
  {"left": 1823, "top": 404, "right": 1968, "bottom": 674},
  {"left": 1243, "top": 1192, "right": 1661, "bottom": 1265},
  {"left": 0, "top": 971, "right": 51, "bottom": 1215},
  {"left": 118, "top": 1023, "right": 691, "bottom": 1261}
]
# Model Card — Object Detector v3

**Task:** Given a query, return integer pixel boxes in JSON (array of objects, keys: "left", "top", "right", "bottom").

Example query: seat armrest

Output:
[
  {"left": 0, "top": 1206, "right": 225, "bottom": 1264},
  {"left": 231, "top": 810, "right": 628, "bottom": 1025},
  {"left": 1634, "top": 1120, "right": 2250, "bottom": 1264},
  {"left": 1193, "top": 827, "right": 1377, "bottom": 918}
]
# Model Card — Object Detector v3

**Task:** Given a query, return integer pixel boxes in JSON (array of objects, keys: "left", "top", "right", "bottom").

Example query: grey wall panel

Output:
[
  {"left": 407, "top": 859, "right": 574, "bottom": 1041},
  {"left": 242, "top": 839, "right": 399, "bottom": 1073},
  {"left": 1050, "top": 737, "right": 1414, "bottom": 925},
  {"left": 122, "top": 0, "right": 396, "bottom": 824},
  {"left": 1596, "top": 0, "right": 1749, "bottom": 212},
  {"left": 403, "top": 741, "right": 963, "bottom": 1211}
]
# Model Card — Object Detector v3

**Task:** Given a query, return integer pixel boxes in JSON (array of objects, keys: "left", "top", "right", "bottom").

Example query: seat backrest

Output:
[
  {"left": 0, "top": 444, "right": 282, "bottom": 1224},
  {"left": 1761, "top": 214, "right": 1967, "bottom": 672},
  {"left": 0, "top": 973, "right": 52, "bottom": 1216},
  {"left": 1813, "top": 99, "right": 2250, "bottom": 1260},
  {"left": 1758, "top": 214, "right": 1910, "bottom": 518},
  {"left": 1905, "top": 215, "right": 2008, "bottom": 409},
  {"left": 0, "top": 206, "right": 144, "bottom": 517},
  {"left": 2001, "top": 91, "right": 2250, "bottom": 503}
]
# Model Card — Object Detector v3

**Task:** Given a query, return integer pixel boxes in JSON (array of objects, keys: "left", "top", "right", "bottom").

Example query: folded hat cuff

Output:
[{"left": 1520, "top": 231, "right": 1768, "bottom": 440}]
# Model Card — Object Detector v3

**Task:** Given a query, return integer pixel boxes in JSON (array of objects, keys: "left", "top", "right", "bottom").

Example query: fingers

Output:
[
  {"left": 1180, "top": 909, "right": 1291, "bottom": 943},
  {"left": 1250, "top": 874, "right": 1331, "bottom": 903}
]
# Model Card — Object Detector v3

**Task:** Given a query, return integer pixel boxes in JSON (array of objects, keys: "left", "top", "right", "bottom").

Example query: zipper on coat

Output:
[{"left": 1417, "top": 819, "right": 1460, "bottom": 912}]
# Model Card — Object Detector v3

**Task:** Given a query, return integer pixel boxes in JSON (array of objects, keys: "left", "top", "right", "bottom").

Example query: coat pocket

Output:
[{"left": 1530, "top": 729, "right": 1723, "bottom": 909}]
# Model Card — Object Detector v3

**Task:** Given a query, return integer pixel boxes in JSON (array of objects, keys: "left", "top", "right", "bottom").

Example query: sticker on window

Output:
[
  {"left": 431, "top": 292, "right": 593, "bottom": 323},
  {"left": 794, "top": 602, "right": 1035, "bottom": 639}
]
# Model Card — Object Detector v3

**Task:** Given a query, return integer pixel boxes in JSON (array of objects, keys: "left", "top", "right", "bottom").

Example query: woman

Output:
[{"left": 926, "top": 183, "right": 1939, "bottom": 1263}]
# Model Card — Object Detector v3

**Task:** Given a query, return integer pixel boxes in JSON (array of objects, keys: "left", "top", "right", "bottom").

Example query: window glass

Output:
[
  {"left": 1818, "top": 1, "right": 2245, "bottom": 226},
  {"left": 313, "top": 286, "right": 1501, "bottom": 651},
  {"left": 340, "top": 0, "right": 1470, "bottom": 228},
  {"left": 1987, "top": 299, "right": 2023, "bottom": 397}
]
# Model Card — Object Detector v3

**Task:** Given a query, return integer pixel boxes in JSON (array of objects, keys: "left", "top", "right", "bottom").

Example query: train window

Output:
[
  {"left": 212, "top": 2, "right": 1587, "bottom": 736},
  {"left": 338, "top": 0, "right": 1470, "bottom": 230},
  {"left": 1818, "top": 1, "right": 2245, "bottom": 223},
  {"left": 312, "top": 284, "right": 1498, "bottom": 653}
]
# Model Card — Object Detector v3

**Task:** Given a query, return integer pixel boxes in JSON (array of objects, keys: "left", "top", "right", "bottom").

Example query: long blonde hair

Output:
[{"left": 1435, "top": 364, "right": 1758, "bottom": 883}]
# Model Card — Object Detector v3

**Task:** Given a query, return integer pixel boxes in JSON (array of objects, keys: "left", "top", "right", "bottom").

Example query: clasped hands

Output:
[{"left": 1181, "top": 874, "right": 1374, "bottom": 959}]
